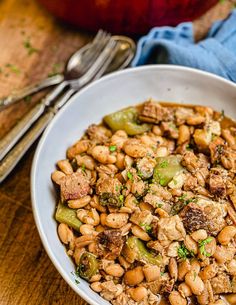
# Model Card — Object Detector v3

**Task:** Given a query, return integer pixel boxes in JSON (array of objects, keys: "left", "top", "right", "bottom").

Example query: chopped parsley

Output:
[
  {"left": 160, "top": 271, "right": 164, "bottom": 276},
  {"left": 186, "top": 144, "right": 191, "bottom": 151},
  {"left": 140, "top": 222, "right": 152, "bottom": 233},
  {"left": 198, "top": 237, "right": 212, "bottom": 257},
  {"left": 216, "top": 145, "right": 224, "bottom": 154},
  {"left": 5, "top": 63, "right": 21, "bottom": 74},
  {"left": 71, "top": 270, "right": 80, "bottom": 285},
  {"left": 23, "top": 38, "right": 39, "bottom": 55},
  {"left": 159, "top": 160, "right": 169, "bottom": 168},
  {"left": 137, "top": 169, "right": 143, "bottom": 178},
  {"left": 179, "top": 194, "right": 196, "bottom": 205},
  {"left": 81, "top": 164, "right": 86, "bottom": 172},
  {"left": 119, "top": 194, "right": 124, "bottom": 203},
  {"left": 127, "top": 171, "right": 133, "bottom": 181},
  {"left": 159, "top": 177, "right": 166, "bottom": 186},
  {"left": 157, "top": 203, "right": 163, "bottom": 208},
  {"left": 221, "top": 109, "right": 225, "bottom": 118},
  {"left": 109, "top": 145, "right": 117, "bottom": 152},
  {"left": 178, "top": 244, "right": 195, "bottom": 260}
]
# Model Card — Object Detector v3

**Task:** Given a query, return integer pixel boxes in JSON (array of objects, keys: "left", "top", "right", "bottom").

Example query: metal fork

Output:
[
  {"left": 0, "top": 30, "right": 107, "bottom": 109},
  {"left": 0, "top": 31, "right": 111, "bottom": 161},
  {"left": 0, "top": 38, "right": 119, "bottom": 183}
]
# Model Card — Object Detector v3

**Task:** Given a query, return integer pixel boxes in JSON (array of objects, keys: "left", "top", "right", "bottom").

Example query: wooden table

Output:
[{"left": 0, "top": 0, "right": 234, "bottom": 304}]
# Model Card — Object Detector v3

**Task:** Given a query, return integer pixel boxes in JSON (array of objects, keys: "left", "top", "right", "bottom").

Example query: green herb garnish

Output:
[
  {"left": 81, "top": 164, "right": 86, "bottom": 172},
  {"left": 178, "top": 244, "right": 195, "bottom": 259},
  {"left": 140, "top": 222, "right": 152, "bottom": 233},
  {"left": 109, "top": 145, "right": 117, "bottom": 152},
  {"left": 23, "top": 38, "right": 39, "bottom": 55},
  {"left": 160, "top": 160, "right": 169, "bottom": 168},
  {"left": 137, "top": 169, "right": 143, "bottom": 178},
  {"left": 119, "top": 194, "right": 124, "bottom": 203},
  {"left": 127, "top": 171, "right": 133, "bottom": 181},
  {"left": 5, "top": 63, "right": 21, "bottom": 74},
  {"left": 198, "top": 237, "right": 212, "bottom": 257}
]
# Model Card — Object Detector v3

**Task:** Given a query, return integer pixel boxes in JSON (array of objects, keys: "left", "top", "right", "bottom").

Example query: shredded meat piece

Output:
[
  {"left": 95, "top": 230, "right": 124, "bottom": 260},
  {"left": 100, "top": 281, "right": 123, "bottom": 301},
  {"left": 139, "top": 101, "right": 174, "bottom": 123},
  {"left": 136, "top": 156, "right": 156, "bottom": 179},
  {"left": 158, "top": 215, "right": 186, "bottom": 245},
  {"left": 160, "top": 121, "right": 179, "bottom": 139},
  {"left": 86, "top": 124, "right": 112, "bottom": 143},
  {"left": 144, "top": 274, "right": 174, "bottom": 294},
  {"left": 182, "top": 151, "right": 199, "bottom": 172},
  {"left": 175, "top": 107, "right": 194, "bottom": 125},
  {"left": 183, "top": 173, "right": 198, "bottom": 191},
  {"left": 130, "top": 210, "right": 153, "bottom": 227},
  {"left": 209, "top": 137, "right": 225, "bottom": 164},
  {"left": 60, "top": 172, "right": 90, "bottom": 201},
  {"left": 208, "top": 168, "right": 226, "bottom": 197},
  {"left": 197, "top": 197, "right": 227, "bottom": 235},
  {"left": 210, "top": 273, "right": 232, "bottom": 294},
  {"left": 180, "top": 202, "right": 208, "bottom": 233},
  {"left": 96, "top": 177, "right": 122, "bottom": 206}
]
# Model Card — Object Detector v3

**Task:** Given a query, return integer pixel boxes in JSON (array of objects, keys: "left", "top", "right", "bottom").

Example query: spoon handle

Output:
[
  {"left": 0, "top": 74, "right": 64, "bottom": 110},
  {"left": 0, "top": 81, "right": 68, "bottom": 161}
]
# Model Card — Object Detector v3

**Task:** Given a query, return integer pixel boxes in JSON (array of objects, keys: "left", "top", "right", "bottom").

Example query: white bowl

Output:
[{"left": 31, "top": 65, "right": 236, "bottom": 305}]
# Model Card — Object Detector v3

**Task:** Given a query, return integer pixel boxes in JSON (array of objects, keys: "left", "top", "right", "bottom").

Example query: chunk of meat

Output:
[
  {"left": 231, "top": 276, "right": 236, "bottom": 293},
  {"left": 100, "top": 281, "right": 123, "bottom": 301},
  {"left": 95, "top": 230, "right": 124, "bottom": 260},
  {"left": 145, "top": 274, "right": 174, "bottom": 294},
  {"left": 210, "top": 273, "right": 232, "bottom": 294},
  {"left": 209, "top": 137, "right": 225, "bottom": 164},
  {"left": 180, "top": 202, "right": 208, "bottom": 234},
  {"left": 86, "top": 124, "right": 112, "bottom": 143},
  {"left": 136, "top": 156, "right": 156, "bottom": 179},
  {"left": 181, "top": 151, "right": 199, "bottom": 172},
  {"left": 96, "top": 177, "right": 122, "bottom": 207},
  {"left": 60, "top": 172, "right": 90, "bottom": 201},
  {"left": 160, "top": 122, "right": 179, "bottom": 139},
  {"left": 175, "top": 107, "right": 194, "bottom": 125},
  {"left": 130, "top": 210, "right": 153, "bottom": 227},
  {"left": 208, "top": 168, "right": 226, "bottom": 197},
  {"left": 197, "top": 197, "right": 227, "bottom": 235},
  {"left": 183, "top": 173, "right": 198, "bottom": 191},
  {"left": 221, "top": 148, "right": 236, "bottom": 170},
  {"left": 158, "top": 215, "right": 186, "bottom": 245},
  {"left": 139, "top": 101, "right": 174, "bottom": 124}
]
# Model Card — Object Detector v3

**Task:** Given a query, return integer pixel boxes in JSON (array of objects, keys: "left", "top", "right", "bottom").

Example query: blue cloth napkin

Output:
[{"left": 132, "top": 9, "right": 236, "bottom": 82}]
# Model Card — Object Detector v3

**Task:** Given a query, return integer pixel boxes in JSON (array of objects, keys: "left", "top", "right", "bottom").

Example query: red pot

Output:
[{"left": 38, "top": 0, "right": 217, "bottom": 35}]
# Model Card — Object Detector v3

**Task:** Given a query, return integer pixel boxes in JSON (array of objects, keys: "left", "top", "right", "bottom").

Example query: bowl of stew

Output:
[{"left": 31, "top": 65, "right": 236, "bottom": 305}]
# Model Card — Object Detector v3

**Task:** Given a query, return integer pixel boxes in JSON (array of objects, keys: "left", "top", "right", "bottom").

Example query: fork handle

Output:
[
  {"left": 0, "top": 74, "right": 64, "bottom": 110},
  {"left": 0, "top": 111, "right": 54, "bottom": 183}
]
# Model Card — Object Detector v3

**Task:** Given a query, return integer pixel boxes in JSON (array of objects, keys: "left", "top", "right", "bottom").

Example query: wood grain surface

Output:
[{"left": 0, "top": 0, "right": 234, "bottom": 304}]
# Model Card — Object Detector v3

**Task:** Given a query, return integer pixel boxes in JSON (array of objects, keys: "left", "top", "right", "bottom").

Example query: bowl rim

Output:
[{"left": 31, "top": 64, "right": 236, "bottom": 305}]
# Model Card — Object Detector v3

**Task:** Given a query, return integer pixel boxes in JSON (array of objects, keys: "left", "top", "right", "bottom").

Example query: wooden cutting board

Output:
[{"left": 0, "top": 0, "right": 234, "bottom": 304}]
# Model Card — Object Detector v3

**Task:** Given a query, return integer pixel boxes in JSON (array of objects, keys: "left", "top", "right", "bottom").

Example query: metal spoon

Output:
[
  {"left": 0, "top": 36, "right": 135, "bottom": 183},
  {"left": 0, "top": 30, "right": 109, "bottom": 110}
]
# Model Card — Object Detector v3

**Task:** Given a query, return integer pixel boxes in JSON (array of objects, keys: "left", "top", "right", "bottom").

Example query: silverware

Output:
[
  {"left": 0, "top": 31, "right": 112, "bottom": 161},
  {"left": 0, "top": 35, "right": 135, "bottom": 183},
  {"left": 0, "top": 30, "right": 107, "bottom": 110}
]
